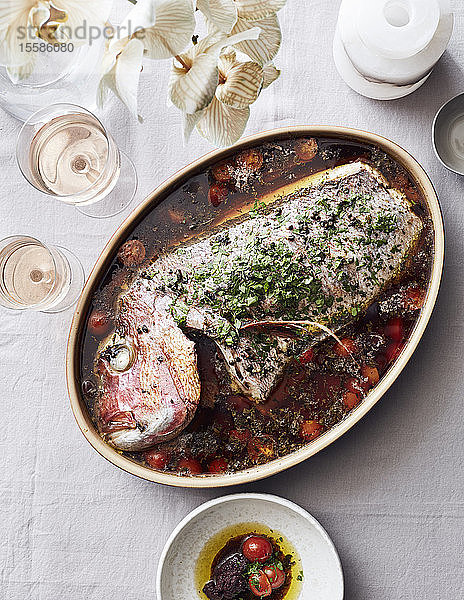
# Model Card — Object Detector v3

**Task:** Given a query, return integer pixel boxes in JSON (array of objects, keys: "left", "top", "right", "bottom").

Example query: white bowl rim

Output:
[
  {"left": 432, "top": 91, "right": 464, "bottom": 175},
  {"left": 155, "top": 492, "right": 344, "bottom": 600}
]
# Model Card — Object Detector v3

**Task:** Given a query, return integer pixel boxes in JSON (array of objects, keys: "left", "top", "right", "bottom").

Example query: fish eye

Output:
[{"left": 108, "top": 344, "right": 135, "bottom": 372}]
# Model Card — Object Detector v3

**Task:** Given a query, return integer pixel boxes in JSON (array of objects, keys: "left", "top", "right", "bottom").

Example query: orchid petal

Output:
[
  {"left": 216, "top": 49, "right": 263, "bottom": 108},
  {"left": 234, "top": 0, "right": 287, "bottom": 21},
  {"left": 197, "top": 0, "right": 237, "bottom": 34},
  {"left": 181, "top": 109, "right": 204, "bottom": 144},
  {"left": 232, "top": 14, "right": 281, "bottom": 64},
  {"left": 168, "top": 26, "right": 260, "bottom": 114},
  {"left": 262, "top": 62, "right": 280, "bottom": 87},
  {"left": 98, "top": 38, "right": 144, "bottom": 119},
  {"left": 0, "top": 1, "right": 35, "bottom": 68},
  {"left": 126, "top": 0, "right": 195, "bottom": 60},
  {"left": 52, "top": 0, "right": 113, "bottom": 41},
  {"left": 196, "top": 96, "right": 249, "bottom": 146}
]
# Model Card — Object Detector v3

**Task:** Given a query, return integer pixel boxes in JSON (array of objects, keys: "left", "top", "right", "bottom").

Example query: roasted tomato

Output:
[
  {"left": 300, "top": 419, "right": 323, "bottom": 440},
  {"left": 208, "top": 183, "right": 229, "bottom": 207},
  {"left": 342, "top": 391, "right": 360, "bottom": 410},
  {"left": 211, "top": 160, "right": 234, "bottom": 182},
  {"left": 403, "top": 286, "right": 425, "bottom": 310},
  {"left": 263, "top": 564, "right": 286, "bottom": 589},
  {"left": 249, "top": 571, "right": 272, "bottom": 597},
  {"left": 118, "top": 239, "right": 146, "bottom": 267},
  {"left": 177, "top": 457, "right": 203, "bottom": 475},
  {"left": 345, "top": 376, "right": 367, "bottom": 395},
  {"left": 295, "top": 138, "right": 318, "bottom": 161},
  {"left": 144, "top": 449, "right": 169, "bottom": 470},
  {"left": 208, "top": 457, "right": 229, "bottom": 474},
  {"left": 242, "top": 536, "right": 273, "bottom": 563},
  {"left": 236, "top": 148, "right": 264, "bottom": 172},
  {"left": 299, "top": 348, "right": 314, "bottom": 364},
  {"left": 248, "top": 436, "right": 274, "bottom": 462},
  {"left": 384, "top": 317, "right": 404, "bottom": 342},
  {"left": 229, "top": 429, "right": 252, "bottom": 444},
  {"left": 361, "top": 365, "right": 380, "bottom": 388},
  {"left": 88, "top": 309, "right": 110, "bottom": 336},
  {"left": 333, "top": 337, "right": 358, "bottom": 357}
]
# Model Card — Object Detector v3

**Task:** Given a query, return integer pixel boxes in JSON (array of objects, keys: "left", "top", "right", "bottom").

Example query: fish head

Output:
[{"left": 95, "top": 284, "right": 201, "bottom": 452}]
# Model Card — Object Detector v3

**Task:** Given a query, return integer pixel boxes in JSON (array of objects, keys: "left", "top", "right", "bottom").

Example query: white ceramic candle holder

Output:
[{"left": 333, "top": 0, "right": 454, "bottom": 100}]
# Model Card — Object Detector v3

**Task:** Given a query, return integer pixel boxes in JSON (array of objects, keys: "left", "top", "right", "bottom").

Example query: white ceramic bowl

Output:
[
  {"left": 433, "top": 92, "right": 464, "bottom": 175},
  {"left": 156, "top": 493, "right": 344, "bottom": 600}
]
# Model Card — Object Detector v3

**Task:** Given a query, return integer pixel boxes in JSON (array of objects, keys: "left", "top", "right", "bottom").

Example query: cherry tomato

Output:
[
  {"left": 88, "top": 309, "right": 110, "bottom": 337},
  {"left": 211, "top": 161, "right": 234, "bottom": 182},
  {"left": 342, "top": 391, "right": 360, "bottom": 410},
  {"left": 242, "top": 536, "right": 273, "bottom": 563},
  {"left": 208, "top": 457, "right": 228, "bottom": 474},
  {"left": 299, "top": 348, "right": 314, "bottom": 364},
  {"left": 226, "top": 395, "right": 252, "bottom": 412},
  {"left": 403, "top": 286, "right": 425, "bottom": 310},
  {"left": 118, "top": 239, "right": 146, "bottom": 267},
  {"left": 333, "top": 337, "right": 358, "bottom": 357},
  {"left": 263, "top": 564, "right": 286, "bottom": 589},
  {"left": 300, "top": 419, "right": 323, "bottom": 440},
  {"left": 247, "top": 436, "right": 275, "bottom": 462},
  {"left": 384, "top": 317, "right": 404, "bottom": 342},
  {"left": 295, "top": 138, "right": 318, "bottom": 161},
  {"left": 229, "top": 429, "right": 252, "bottom": 444},
  {"left": 345, "top": 376, "right": 367, "bottom": 395},
  {"left": 177, "top": 457, "right": 203, "bottom": 475},
  {"left": 236, "top": 148, "right": 264, "bottom": 172},
  {"left": 249, "top": 571, "right": 272, "bottom": 597},
  {"left": 144, "top": 449, "right": 169, "bottom": 470},
  {"left": 361, "top": 365, "right": 380, "bottom": 388},
  {"left": 208, "top": 183, "right": 229, "bottom": 207}
]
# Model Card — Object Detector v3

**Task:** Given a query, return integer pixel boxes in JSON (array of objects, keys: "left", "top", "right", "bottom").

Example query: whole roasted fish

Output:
[{"left": 95, "top": 162, "right": 423, "bottom": 450}]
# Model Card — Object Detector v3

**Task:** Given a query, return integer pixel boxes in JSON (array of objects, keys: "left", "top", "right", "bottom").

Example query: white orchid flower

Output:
[
  {"left": 215, "top": 47, "right": 263, "bottom": 108},
  {"left": 233, "top": 0, "right": 287, "bottom": 22},
  {"left": 192, "top": 47, "right": 265, "bottom": 147},
  {"left": 231, "top": 13, "right": 281, "bottom": 64},
  {"left": 0, "top": 0, "right": 113, "bottom": 80},
  {"left": 197, "top": 0, "right": 286, "bottom": 34},
  {"left": 262, "top": 61, "right": 280, "bottom": 88},
  {"left": 98, "top": 0, "right": 196, "bottom": 118},
  {"left": 98, "top": 37, "right": 145, "bottom": 120},
  {"left": 196, "top": 0, "right": 237, "bottom": 34},
  {"left": 197, "top": 97, "right": 250, "bottom": 147},
  {"left": 168, "top": 27, "right": 260, "bottom": 115},
  {"left": 124, "top": 0, "right": 196, "bottom": 60}
]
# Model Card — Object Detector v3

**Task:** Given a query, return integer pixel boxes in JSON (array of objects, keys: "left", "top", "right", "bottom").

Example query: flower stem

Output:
[{"left": 175, "top": 54, "right": 190, "bottom": 70}]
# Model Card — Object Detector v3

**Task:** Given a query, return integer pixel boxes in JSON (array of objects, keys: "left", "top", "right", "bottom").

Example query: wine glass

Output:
[
  {"left": 16, "top": 103, "right": 137, "bottom": 219},
  {"left": 0, "top": 236, "right": 84, "bottom": 313}
]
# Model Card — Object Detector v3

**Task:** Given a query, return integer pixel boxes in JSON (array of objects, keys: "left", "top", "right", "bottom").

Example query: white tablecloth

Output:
[{"left": 1, "top": 1, "right": 463, "bottom": 599}]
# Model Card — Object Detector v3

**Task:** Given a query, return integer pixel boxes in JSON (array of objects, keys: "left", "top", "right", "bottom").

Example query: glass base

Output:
[
  {"left": 42, "top": 246, "right": 84, "bottom": 313},
  {"left": 76, "top": 151, "right": 137, "bottom": 219}
]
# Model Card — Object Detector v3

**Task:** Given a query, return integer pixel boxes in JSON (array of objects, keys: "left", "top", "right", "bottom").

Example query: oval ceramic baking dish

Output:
[{"left": 66, "top": 126, "right": 444, "bottom": 488}]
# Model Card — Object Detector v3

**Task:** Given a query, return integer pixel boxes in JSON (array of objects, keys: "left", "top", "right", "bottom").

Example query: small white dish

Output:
[
  {"left": 433, "top": 92, "right": 464, "bottom": 175},
  {"left": 156, "top": 493, "right": 344, "bottom": 600}
]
